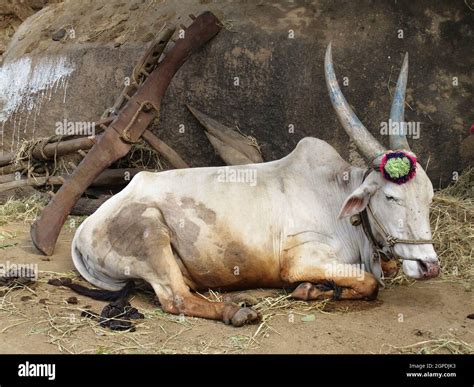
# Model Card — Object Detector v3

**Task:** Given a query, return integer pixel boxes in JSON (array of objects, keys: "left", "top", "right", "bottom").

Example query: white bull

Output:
[{"left": 71, "top": 44, "right": 439, "bottom": 326}]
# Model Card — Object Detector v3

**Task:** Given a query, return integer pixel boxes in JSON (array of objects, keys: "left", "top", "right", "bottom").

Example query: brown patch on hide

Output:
[
  {"left": 181, "top": 197, "right": 217, "bottom": 225},
  {"left": 277, "top": 177, "right": 286, "bottom": 194},
  {"left": 187, "top": 229, "right": 283, "bottom": 292},
  {"left": 106, "top": 203, "right": 168, "bottom": 261},
  {"left": 224, "top": 241, "right": 247, "bottom": 267},
  {"left": 159, "top": 193, "right": 201, "bottom": 260},
  {"left": 90, "top": 226, "right": 108, "bottom": 268}
]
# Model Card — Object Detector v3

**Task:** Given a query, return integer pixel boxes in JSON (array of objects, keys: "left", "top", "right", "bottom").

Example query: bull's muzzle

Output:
[{"left": 418, "top": 260, "right": 440, "bottom": 279}]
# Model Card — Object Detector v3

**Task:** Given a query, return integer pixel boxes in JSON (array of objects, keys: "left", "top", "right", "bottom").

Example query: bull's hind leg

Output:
[
  {"left": 281, "top": 247, "right": 379, "bottom": 301},
  {"left": 138, "top": 210, "right": 260, "bottom": 327}
]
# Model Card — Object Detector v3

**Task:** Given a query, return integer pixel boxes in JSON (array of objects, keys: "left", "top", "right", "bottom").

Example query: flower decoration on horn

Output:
[{"left": 379, "top": 151, "right": 417, "bottom": 184}]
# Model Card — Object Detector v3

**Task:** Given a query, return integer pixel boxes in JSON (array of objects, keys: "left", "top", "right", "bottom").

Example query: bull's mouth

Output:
[
  {"left": 406, "top": 259, "right": 440, "bottom": 279},
  {"left": 402, "top": 259, "right": 440, "bottom": 280}
]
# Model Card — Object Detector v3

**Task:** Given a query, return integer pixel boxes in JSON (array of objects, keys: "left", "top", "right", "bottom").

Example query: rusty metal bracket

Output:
[{"left": 118, "top": 100, "right": 161, "bottom": 144}]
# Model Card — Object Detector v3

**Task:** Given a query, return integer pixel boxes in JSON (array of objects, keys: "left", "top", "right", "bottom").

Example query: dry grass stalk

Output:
[{"left": 383, "top": 334, "right": 473, "bottom": 354}]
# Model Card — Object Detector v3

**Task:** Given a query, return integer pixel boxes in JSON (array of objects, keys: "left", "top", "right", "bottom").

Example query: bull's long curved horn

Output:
[
  {"left": 324, "top": 43, "right": 385, "bottom": 160},
  {"left": 389, "top": 53, "right": 410, "bottom": 151}
]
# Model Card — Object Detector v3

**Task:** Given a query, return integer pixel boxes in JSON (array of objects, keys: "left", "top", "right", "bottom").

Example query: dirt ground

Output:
[{"left": 0, "top": 221, "right": 472, "bottom": 354}]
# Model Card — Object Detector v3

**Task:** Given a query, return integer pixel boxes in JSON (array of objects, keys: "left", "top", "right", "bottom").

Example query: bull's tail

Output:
[{"left": 59, "top": 280, "right": 134, "bottom": 302}]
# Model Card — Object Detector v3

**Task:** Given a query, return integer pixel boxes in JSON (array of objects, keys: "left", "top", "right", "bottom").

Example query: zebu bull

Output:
[{"left": 71, "top": 44, "right": 439, "bottom": 326}]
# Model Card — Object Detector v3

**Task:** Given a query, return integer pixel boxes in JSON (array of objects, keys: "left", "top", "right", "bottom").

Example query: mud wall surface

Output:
[{"left": 0, "top": 0, "right": 472, "bottom": 187}]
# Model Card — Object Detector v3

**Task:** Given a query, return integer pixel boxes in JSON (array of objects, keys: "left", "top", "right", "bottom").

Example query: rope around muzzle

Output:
[{"left": 364, "top": 203, "right": 434, "bottom": 261}]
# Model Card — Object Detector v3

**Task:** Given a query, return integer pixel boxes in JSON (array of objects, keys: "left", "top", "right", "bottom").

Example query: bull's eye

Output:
[{"left": 385, "top": 195, "right": 396, "bottom": 202}]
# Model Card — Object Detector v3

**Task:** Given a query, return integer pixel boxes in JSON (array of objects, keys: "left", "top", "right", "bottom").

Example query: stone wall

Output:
[{"left": 0, "top": 0, "right": 472, "bottom": 187}]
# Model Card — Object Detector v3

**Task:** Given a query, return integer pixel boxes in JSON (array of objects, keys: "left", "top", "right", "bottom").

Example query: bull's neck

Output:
[{"left": 336, "top": 167, "right": 376, "bottom": 268}]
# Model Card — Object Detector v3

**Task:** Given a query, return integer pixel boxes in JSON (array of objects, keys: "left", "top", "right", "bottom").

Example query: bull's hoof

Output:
[
  {"left": 291, "top": 282, "right": 323, "bottom": 300},
  {"left": 223, "top": 304, "right": 261, "bottom": 327},
  {"left": 231, "top": 307, "right": 261, "bottom": 327},
  {"left": 291, "top": 281, "right": 343, "bottom": 301},
  {"left": 381, "top": 259, "right": 399, "bottom": 278}
]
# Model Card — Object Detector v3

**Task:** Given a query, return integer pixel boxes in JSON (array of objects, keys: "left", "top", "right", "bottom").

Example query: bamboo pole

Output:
[
  {"left": 0, "top": 168, "right": 148, "bottom": 193},
  {"left": 142, "top": 130, "right": 189, "bottom": 169}
]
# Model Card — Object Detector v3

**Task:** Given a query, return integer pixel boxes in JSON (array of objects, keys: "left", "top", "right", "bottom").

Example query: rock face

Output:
[
  {"left": 0, "top": 0, "right": 472, "bottom": 187},
  {"left": 0, "top": 0, "right": 60, "bottom": 60}
]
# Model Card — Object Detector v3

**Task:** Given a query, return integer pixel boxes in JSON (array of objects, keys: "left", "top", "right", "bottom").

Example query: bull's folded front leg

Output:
[{"left": 281, "top": 243, "right": 379, "bottom": 301}]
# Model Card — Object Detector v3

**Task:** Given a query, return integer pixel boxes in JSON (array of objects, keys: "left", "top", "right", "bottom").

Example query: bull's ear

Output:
[{"left": 338, "top": 182, "right": 379, "bottom": 219}]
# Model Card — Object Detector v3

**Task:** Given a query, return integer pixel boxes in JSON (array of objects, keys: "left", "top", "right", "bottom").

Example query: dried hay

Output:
[
  {"left": 441, "top": 167, "right": 473, "bottom": 200},
  {"left": 0, "top": 194, "right": 46, "bottom": 226},
  {"left": 114, "top": 140, "right": 166, "bottom": 171},
  {"left": 193, "top": 290, "right": 334, "bottom": 352},
  {"left": 382, "top": 334, "right": 473, "bottom": 354}
]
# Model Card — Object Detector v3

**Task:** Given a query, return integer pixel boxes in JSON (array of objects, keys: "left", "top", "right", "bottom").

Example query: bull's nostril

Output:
[
  {"left": 418, "top": 260, "right": 428, "bottom": 273},
  {"left": 417, "top": 260, "right": 440, "bottom": 278}
]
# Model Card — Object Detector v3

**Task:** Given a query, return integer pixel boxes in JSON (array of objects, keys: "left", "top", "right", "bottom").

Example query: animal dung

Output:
[
  {"left": 0, "top": 267, "right": 37, "bottom": 287},
  {"left": 80, "top": 299, "right": 144, "bottom": 332},
  {"left": 99, "top": 299, "right": 144, "bottom": 332},
  {"left": 80, "top": 310, "right": 98, "bottom": 319}
]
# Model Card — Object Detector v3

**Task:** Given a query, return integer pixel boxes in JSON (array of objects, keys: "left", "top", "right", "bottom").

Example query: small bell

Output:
[{"left": 350, "top": 214, "right": 362, "bottom": 226}]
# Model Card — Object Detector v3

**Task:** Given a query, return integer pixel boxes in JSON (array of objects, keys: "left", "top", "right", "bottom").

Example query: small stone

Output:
[
  {"left": 66, "top": 296, "right": 78, "bottom": 304},
  {"left": 52, "top": 28, "right": 67, "bottom": 41},
  {"left": 142, "top": 32, "right": 155, "bottom": 43},
  {"left": 129, "top": 3, "right": 139, "bottom": 10},
  {"left": 39, "top": 298, "right": 48, "bottom": 304},
  {"left": 20, "top": 296, "right": 32, "bottom": 302}
]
